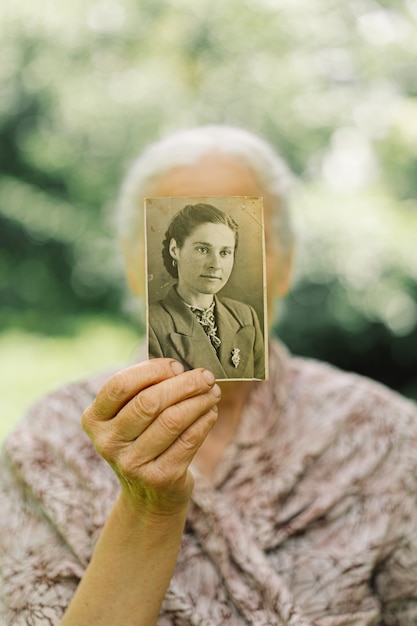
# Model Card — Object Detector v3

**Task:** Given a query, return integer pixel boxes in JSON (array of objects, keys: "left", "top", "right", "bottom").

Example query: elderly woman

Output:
[
  {"left": 148, "top": 202, "right": 266, "bottom": 379},
  {"left": 1, "top": 125, "right": 417, "bottom": 626}
]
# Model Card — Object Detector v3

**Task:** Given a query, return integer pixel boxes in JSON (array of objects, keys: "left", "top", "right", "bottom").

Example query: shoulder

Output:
[
  {"left": 149, "top": 299, "right": 179, "bottom": 332},
  {"left": 285, "top": 351, "right": 417, "bottom": 465},
  {"left": 3, "top": 370, "right": 120, "bottom": 509},
  {"left": 289, "top": 352, "right": 416, "bottom": 413},
  {"left": 218, "top": 296, "right": 257, "bottom": 323},
  {"left": 149, "top": 288, "right": 182, "bottom": 320},
  {"left": 5, "top": 375, "right": 103, "bottom": 449},
  {"left": 149, "top": 300, "right": 167, "bottom": 318}
]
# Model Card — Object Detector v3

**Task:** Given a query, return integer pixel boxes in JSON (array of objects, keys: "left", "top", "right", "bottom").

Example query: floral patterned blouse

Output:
[{"left": 1, "top": 340, "right": 417, "bottom": 625}]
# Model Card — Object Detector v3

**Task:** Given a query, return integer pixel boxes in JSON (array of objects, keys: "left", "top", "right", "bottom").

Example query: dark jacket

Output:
[{"left": 148, "top": 287, "right": 266, "bottom": 379}]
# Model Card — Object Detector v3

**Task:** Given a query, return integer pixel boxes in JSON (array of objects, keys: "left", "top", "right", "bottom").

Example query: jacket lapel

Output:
[
  {"left": 164, "top": 289, "right": 228, "bottom": 378},
  {"left": 216, "top": 298, "right": 255, "bottom": 378}
]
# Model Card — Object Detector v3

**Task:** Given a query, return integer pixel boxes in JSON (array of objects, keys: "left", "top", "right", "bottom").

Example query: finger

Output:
[
  {"left": 89, "top": 358, "right": 184, "bottom": 422},
  {"left": 112, "top": 368, "right": 218, "bottom": 442},
  {"left": 148, "top": 406, "right": 219, "bottom": 487},
  {"left": 128, "top": 382, "right": 221, "bottom": 462},
  {"left": 121, "top": 405, "right": 219, "bottom": 489}
]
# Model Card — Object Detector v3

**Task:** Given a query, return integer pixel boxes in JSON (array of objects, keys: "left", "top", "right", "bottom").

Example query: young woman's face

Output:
[{"left": 169, "top": 222, "right": 236, "bottom": 303}]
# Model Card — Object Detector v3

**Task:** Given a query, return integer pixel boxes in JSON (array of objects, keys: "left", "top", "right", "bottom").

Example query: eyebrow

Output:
[{"left": 192, "top": 240, "right": 235, "bottom": 249}]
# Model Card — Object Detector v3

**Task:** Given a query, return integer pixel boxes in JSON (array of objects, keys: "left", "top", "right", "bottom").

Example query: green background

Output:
[{"left": 1, "top": 0, "right": 417, "bottom": 440}]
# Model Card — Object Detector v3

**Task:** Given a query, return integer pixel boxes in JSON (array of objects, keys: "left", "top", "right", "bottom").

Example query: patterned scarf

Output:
[{"left": 188, "top": 300, "right": 221, "bottom": 351}]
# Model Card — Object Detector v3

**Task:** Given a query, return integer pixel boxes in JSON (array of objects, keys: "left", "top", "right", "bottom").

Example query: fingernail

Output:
[
  {"left": 171, "top": 361, "right": 185, "bottom": 376},
  {"left": 202, "top": 369, "right": 215, "bottom": 386},
  {"left": 211, "top": 383, "right": 221, "bottom": 398}
]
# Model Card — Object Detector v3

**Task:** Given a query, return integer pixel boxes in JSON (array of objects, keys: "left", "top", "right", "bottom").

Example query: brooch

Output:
[{"left": 231, "top": 348, "right": 240, "bottom": 368}]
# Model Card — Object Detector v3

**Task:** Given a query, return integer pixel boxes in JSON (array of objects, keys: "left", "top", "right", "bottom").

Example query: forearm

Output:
[{"left": 60, "top": 493, "right": 188, "bottom": 626}]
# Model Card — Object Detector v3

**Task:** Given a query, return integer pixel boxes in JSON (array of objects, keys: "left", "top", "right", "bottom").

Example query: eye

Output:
[
  {"left": 220, "top": 249, "right": 233, "bottom": 257},
  {"left": 195, "top": 246, "right": 209, "bottom": 254}
]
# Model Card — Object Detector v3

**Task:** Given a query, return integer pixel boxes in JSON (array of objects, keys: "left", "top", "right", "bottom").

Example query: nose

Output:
[{"left": 207, "top": 250, "right": 221, "bottom": 268}]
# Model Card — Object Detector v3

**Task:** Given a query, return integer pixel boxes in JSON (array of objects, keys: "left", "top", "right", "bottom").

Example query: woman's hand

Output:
[{"left": 82, "top": 358, "right": 220, "bottom": 517}]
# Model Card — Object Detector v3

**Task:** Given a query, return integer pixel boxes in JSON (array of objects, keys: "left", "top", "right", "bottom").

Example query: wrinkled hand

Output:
[{"left": 82, "top": 359, "right": 221, "bottom": 516}]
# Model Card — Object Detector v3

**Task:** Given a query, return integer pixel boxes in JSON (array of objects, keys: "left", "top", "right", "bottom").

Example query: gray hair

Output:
[{"left": 117, "top": 125, "right": 295, "bottom": 255}]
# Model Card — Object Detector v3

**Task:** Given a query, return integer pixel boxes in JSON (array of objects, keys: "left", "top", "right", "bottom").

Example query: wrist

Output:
[{"left": 115, "top": 491, "right": 190, "bottom": 530}]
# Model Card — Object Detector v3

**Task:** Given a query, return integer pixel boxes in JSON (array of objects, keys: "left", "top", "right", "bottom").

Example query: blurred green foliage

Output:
[
  {"left": 277, "top": 186, "right": 417, "bottom": 395},
  {"left": 0, "top": 317, "right": 140, "bottom": 440},
  {"left": 1, "top": 0, "right": 417, "bottom": 397}
]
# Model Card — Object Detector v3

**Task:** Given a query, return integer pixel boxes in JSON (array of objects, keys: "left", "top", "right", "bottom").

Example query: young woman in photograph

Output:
[{"left": 148, "top": 202, "right": 266, "bottom": 379}]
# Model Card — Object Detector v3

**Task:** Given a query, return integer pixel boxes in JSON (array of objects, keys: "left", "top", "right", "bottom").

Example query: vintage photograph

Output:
[{"left": 145, "top": 196, "right": 268, "bottom": 380}]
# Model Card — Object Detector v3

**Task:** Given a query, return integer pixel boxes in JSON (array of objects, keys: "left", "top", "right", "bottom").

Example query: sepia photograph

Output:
[{"left": 145, "top": 196, "right": 268, "bottom": 380}]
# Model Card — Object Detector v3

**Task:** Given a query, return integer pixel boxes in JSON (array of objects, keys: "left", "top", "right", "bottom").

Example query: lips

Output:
[{"left": 200, "top": 275, "right": 222, "bottom": 279}]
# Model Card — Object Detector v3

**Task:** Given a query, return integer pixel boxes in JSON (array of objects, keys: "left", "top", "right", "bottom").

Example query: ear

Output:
[
  {"left": 266, "top": 245, "right": 294, "bottom": 323},
  {"left": 122, "top": 240, "right": 146, "bottom": 296},
  {"left": 277, "top": 245, "right": 294, "bottom": 297},
  {"left": 169, "top": 238, "right": 179, "bottom": 260}
]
